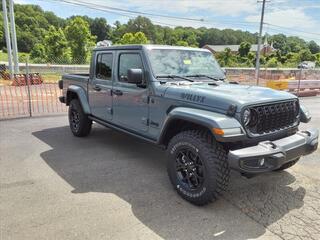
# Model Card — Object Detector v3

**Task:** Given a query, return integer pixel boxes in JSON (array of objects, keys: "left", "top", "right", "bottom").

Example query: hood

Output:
[{"left": 163, "top": 81, "right": 297, "bottom": 112}]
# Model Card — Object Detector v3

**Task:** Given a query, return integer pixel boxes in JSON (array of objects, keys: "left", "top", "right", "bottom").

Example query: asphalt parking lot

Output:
[{"left": 1, "top": 96, "right": 319, "bottom": 240}]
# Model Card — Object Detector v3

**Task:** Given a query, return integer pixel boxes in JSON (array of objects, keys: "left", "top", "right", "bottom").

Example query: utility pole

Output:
[
  {"left": 255, "top": 0, "right": 267, "bottom": 85},
  {"left": 2, "top": 0, "right": 14, "bottom": 79},
  {"left": 9, "top": 0, "right": 19, "bottom": 73}
]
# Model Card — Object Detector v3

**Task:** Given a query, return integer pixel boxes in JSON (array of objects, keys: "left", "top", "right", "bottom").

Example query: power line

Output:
[
  {"left": 266, "top": 27, "right": 320, "bottom": 42},
  {"left": 40, "top": 0, "right": 259, "bottom": 27},
  {"left": 38, "top": 0, "right": 319, "bottom": 43},
  {"left": 52, "top": 0, "right": 206, "bottom": 22},
  {"left": 39, "top": 0, "right": 261, "bottom": 30},
  {"left": 38, "top": 0, "right": 186, "bottom": 27},
  {"left": 260, "top": 1, "right": 320, "bottom": 41},
  {"left": 264, "top": 23, "right": 320, "bottom": 36},
  {"left": 39, "top": 0, "right": 193, "bottom": 27},
  {"left": 107, "top": 0, "right": 258, "bottom": 25},
  {"left": 82, "top": 0, "right": 259, "bottom": 25}
]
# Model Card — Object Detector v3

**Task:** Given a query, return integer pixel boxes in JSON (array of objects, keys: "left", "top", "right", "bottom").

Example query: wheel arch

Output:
[
  {"left": 158, "top": 107, "right": 235, "bottom": 146},
  {"left": 66, "top": 85, "right": 91, "bottom": 114},
  {"left": 159, "top": 118, "right": 211, "bottom": 147},
  {"left": 158, "top": 107, "right": 242, "bottom": 147}
]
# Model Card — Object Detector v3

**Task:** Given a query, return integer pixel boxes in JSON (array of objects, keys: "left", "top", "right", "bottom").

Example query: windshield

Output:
[{"left": 147, "top": 49, "right": 225, "bottom": 78}]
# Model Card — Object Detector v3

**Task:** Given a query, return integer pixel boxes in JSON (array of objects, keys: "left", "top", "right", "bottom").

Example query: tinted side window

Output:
[
  {"left": 96, "top": 53, "right": 113, "bottom": 80},
  {"left": 118, "top": 53, "right": 143, "bottom": 82}
]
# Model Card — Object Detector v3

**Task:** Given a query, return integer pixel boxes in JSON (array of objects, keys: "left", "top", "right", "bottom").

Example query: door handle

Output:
[
  {"left": 93, "top": 85, "right": 101, "bottom": 91},
  {"left": 112, "top": 89, "right": 123, "bottom": 96}
]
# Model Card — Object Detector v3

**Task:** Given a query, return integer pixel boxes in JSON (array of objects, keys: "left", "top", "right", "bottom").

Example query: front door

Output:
[
  {"left": 112, "top": 51, "right": 149, "bottom": 132},
  {"left": 88, "top": 52, "right": 114, "bottom": 121}
]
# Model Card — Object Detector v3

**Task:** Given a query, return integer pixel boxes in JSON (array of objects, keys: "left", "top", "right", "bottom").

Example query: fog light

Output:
[{"left": 259, "top": 158, "right": 265, "bottom": 166}]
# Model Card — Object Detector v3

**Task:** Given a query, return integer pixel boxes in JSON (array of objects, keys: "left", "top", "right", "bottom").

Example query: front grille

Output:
[{"left": 247, "top": 101, "right": 299, "bottom": 135}]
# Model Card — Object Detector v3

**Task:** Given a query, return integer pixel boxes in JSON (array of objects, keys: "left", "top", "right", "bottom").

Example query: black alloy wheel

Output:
[
  {"left": 70, "top": 108, "right": 80, "bottom": 132},
  {"left": 175, "top": 148, "right": 205, "bottom": 190},
  {"left": 68, "top": 99, "right": 92, "bottom": 137},
  {"left": 167, "top": 130, "right": 230, "bottom": 206}
]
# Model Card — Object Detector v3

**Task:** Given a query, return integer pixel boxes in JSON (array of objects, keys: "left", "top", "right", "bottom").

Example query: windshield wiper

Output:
[
  {"left": 186, "top": 74, "right": 225, "bottom": 81},
  {"left": 156, "top": 75, "right": 194, "bottom": 82}
]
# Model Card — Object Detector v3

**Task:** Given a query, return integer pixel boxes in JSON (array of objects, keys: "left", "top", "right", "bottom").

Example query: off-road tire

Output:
[
  {"left": 166, "top": 130, "right": 230, "bottom": 206},
  {"left": 68, "top": 99, "right": 92, "bottom": 137},
  {"left": 275, "top": 158, "right": 300, "bottom": 171}
]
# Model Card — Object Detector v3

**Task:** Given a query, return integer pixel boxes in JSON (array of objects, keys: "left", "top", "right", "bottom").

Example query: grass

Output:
[
  {"left": 41, "top": 73, "right": 62, "bottom": 83},
  {"left": 0, "top": 52, "right": 9, "bottom": 62},
  {"left": 0, "top": 51, "right": 31, "bottom": 63}
]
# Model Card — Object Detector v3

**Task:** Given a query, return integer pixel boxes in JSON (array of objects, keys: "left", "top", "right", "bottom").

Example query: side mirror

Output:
[
  {"left": 127, "top": 69, "right": 143, "bottom": 84},
  {"left": 222, "top": 68, "right": 226, "bottom": 75}
]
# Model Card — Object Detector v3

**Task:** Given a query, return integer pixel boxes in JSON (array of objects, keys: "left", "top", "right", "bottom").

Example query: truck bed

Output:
[
  {"left": 62, "top": 73, "right": 90, "bottom": 82},
  {"left": 61, "top": 73, "right": 90, "bottom": 94}
]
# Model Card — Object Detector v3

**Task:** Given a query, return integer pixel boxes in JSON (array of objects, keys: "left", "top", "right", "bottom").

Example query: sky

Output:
[{"left": 15, "top": 0, "right": 320, "bottom": 44}]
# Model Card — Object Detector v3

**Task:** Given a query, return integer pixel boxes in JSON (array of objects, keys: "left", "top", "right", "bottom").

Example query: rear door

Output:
[
  {"left": 88, "top": 51, "right": 114, "bottom": 121},
  {"left": 112, "top": 51, "right": 149, "bottom": 132}
]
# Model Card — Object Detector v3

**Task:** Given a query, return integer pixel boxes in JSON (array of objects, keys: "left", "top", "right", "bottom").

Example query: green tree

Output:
[
  {"left": 259, "top": 55, "right": 266, "bottom": 66},
  {"left": 162, "top": 27, "right": 179, "bottom": 45},
  {"left": 118, "top": 33, "right": 134, "bottom": 44},
  {"left": 126, "top": 16, "right": 156, "bottom": 42},
  {"left": 283, "top": 52, "right": 300, "bottom": 67},
  {"left": 299, "top": 49, "right": 313, "bottom": 62},
  {"left": 117, "top": 32, "right": 148, "bottom": 44},
  {"left": 65, "top": 17, "right": 96, "bottom": 64},
  {"left": 314, "top": 53, "right": 320, "bottom": 67},
  {"left": 4, "top": 2, "right": 320, "bottom": 69},
  {"left": 134, "top": 32, "right": 148, "bottom": 44},
  {"left": 270, "top": 34, "right": 287, "bottom": 54},
  {"left": 238, "top": 41, "right": 251, "bottom": 57},
  {"left": 44, "top": 26, "right": 71, "bottom": 63},
  {"left": 110, "top": 20, "right": 128, "bottom": 43},
  {"left": 216, "top": 48, "right": 236, "bottom": 67},
  {"left": 266, "top": 57, "right": 279, "bottom": 68},
  {"left": 287, "top": 36, "right": 307, "bottom": 53},
  {"left": 16, "top": 31, "right": 37, "bottom": 52},
  {"left": 176, "top": 40, "right": 189, "bottom": 47},
  {"left": 247, "top": 51, "right": 256, "bottom": 66},
  {"left": 152, "top": 25, "right": 163, "bottom": 44},
  {"left": 18, "top": 53, "right": 29, "bottom": 63},
  {"left": 308, "top": 41, "right": 320, "bottom": 54},
  {"left": 90, "top": 17, "right": 111, "bottom": 42},
  {"left": 44, "top": 11, "right": 65, "bottom": 28},
  {"left": 186, "top": 32, "right": 198, "bottom": 47},
  {"left": 30, "top": 43, "right": 46, "bottom": 63},
  {"left": 172, "top": 27, "right": 199, "bottom": 47},
  {"left": 14, "top": 5, "right": 49, "bottom": 51},
  {"left": 222, "top": 48, "right": 234, "bottom": 66},
  {"left": 0, "top": 13, "right": 4, "bottom": 50}
]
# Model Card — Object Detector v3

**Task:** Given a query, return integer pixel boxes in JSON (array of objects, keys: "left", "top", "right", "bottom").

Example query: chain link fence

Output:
[
  {"left": 226, "top": 68, "right": 320, "bottom": 96},
  {"left": 0, "top": 61, "right": 320, "bottom": 119}
]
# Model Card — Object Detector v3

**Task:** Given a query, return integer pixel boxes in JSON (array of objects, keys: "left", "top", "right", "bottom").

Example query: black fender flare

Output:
[
  {"left": 158, "top": 107, "right": 244, "bottom": 143},
  {"left": 66, "top": 85, "right": 91, "bottom": 114}
]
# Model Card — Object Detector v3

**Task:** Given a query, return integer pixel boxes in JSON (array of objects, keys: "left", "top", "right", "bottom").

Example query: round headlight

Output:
[{"left": 243, "top": 109, "right": 251, "bottom": 126}]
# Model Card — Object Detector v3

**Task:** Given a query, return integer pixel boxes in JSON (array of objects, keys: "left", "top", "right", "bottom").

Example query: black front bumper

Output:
[{"left": 228, "top": 129, "right": 319, "bottom": 173}]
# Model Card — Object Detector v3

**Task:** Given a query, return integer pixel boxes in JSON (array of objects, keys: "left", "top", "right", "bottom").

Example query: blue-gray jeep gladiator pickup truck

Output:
[{"left": 59, "top": 45, "right": 318, "bottom": 205}]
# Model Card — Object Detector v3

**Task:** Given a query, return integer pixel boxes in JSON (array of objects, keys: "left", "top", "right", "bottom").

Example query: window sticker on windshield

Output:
[{"left": 183, "top": 59, "right": 192, "bottom": 65}]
